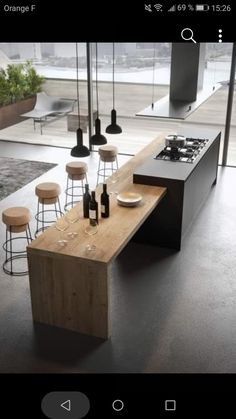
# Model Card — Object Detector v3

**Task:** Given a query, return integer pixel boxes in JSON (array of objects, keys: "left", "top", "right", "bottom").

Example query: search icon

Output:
[{"left": 181, "top": 28, "right": 196, "bottom": 43}]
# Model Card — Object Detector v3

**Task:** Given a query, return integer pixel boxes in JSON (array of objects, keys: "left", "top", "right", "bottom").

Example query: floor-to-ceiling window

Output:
[{"left": 0, "top": 42, "right": 235, "bottom": 163}]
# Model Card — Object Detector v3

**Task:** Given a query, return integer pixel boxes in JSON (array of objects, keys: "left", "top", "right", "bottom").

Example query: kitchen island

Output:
[
  {"left": 27, "top": 135, "right": 167, "bottom": 339},
  {"left": 27, "top": 129, "right": 220, "bottom": 339}
]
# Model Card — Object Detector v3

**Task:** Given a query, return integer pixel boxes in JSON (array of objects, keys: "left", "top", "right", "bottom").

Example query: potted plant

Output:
[{"left": 0, "top": 61, "right": 44, "bottom": 129}]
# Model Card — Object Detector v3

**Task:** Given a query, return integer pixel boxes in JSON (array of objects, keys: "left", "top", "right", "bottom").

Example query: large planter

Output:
[{"left": 0, "top": 96, "right": 36, "bottom": 130}]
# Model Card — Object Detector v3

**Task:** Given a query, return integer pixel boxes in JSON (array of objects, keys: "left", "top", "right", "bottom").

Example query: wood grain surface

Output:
[
  {"left": 27, "top": 133, "right": 167, "bottom": 338},
  {"left": 28, "top": 134, "right": 167, "bottom": 264}
]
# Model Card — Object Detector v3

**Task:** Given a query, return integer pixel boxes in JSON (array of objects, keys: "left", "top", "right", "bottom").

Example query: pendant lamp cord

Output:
[
  {"left": 112, "top": 43, "right": 115, "bottom": 109},
  {"left": 213, "top": 44, "right": 216, "bottom": 90},
  {"left": 95, "top": 43, "right": 99, "bottom": 117},
  {"left": 76, "top": 42, "right": 80, "bottom": 127},
  {"left": 151, "top": 43, "right": 156, "bottom": 109}
]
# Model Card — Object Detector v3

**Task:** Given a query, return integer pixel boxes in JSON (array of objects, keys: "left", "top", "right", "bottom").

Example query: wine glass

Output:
[
  {"left": 110, "top": 171, "right": 119, "bottom": 195},
  {"left": 84, "top": 219, "right": 98, "bottom": 236},
  {"left": 65, "top": 207, "right": 79, "bottom": 239},
  {"left": 55, "top": 218, "right": 69, "bottom": 246},
  {"left": 84, "top": 220, "right": 98, "bottom": 252}
]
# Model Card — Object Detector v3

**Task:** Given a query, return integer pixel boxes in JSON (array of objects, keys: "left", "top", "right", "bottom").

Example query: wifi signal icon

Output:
[{"left": 154, "top": 4, "right": 163, "bottom": 11}]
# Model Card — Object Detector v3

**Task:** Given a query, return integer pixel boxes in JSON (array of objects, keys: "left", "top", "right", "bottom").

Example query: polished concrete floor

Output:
[{"left": 0, "top": 141, "right": 236, "bottom": 373}]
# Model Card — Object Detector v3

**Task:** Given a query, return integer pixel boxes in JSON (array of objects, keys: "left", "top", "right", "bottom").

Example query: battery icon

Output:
[{"left": 196, "top": 4, "right": 209, "bottom": 11}]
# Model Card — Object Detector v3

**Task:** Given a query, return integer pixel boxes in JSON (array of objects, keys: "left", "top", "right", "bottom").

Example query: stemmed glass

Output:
[
  {"left": 65, "top": 207, "right": 79, "bottom": 239},
  {"left": 55, "top": 218, "right": 69, "bottom": 246},
  {"left": 110, "top": 171, "right": 119, "bottom": 195},
  {"left": 84, "top": 220, "right": 98, "bottom": 252}
]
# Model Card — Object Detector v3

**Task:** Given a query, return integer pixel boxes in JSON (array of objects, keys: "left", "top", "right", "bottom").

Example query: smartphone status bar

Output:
[{"left": 144, "top": 3, "right": 232, "bottom": 13}]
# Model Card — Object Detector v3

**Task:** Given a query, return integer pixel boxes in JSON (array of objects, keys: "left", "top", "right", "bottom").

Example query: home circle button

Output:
[{"left": 112, "top": 399, "right": 124, "bottom": 412}]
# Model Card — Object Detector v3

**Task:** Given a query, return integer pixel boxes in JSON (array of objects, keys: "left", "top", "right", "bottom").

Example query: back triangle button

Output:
[{"left": 60, "top": 399, "right": 71, "bottom": 412}]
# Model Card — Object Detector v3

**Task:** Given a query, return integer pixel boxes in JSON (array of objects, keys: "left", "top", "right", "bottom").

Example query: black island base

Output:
[{"left": 133, "top": 128, "right": 221, "bottom": 250}]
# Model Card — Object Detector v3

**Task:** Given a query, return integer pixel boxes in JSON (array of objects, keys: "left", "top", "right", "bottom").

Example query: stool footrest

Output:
[
  {"left": 2, "top": 224, "right": 32, "bottom": 276},
  {"left": 3, "top": 254, "right": 28, "bottom": 276},
  {"left": 35, "top": 209, "right": 64, "bottom": 223},
  {"left": 35, "top": 208, "right": 64, "bottom": 238}
]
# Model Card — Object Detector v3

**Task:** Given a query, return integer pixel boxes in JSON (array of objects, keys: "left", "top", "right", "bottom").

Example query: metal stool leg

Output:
[
  {"left": 81, "top": 178, "right": 85, "bottom": 194},
  {"left": 9, "top": 227, "right": 13, "bottom": 275},
  {"left": 65, "top": 175, "right": 70, "bottom": 210},
  {"left": 3, "top": 227, "right": 13, "bottom": 275},
  {"left": 36, "top": 200, "right": 40, "bottom": 235},
  {"left": 72, "top": 178, "right": 74, "bottom": 208},
  {"left": 97, "top": 158, "right": 101, "bottom": 186},
  {"left": 57, "top": 197, "right": 62, "bottom": 215},
  {"left": 4, "top": 228, "right": 8, "bottom": 266},
  {"left": 42, "top": 201, "right": 45, "bottom": 232},
  {"left": 27, "top": 224, "right": 33, "bottom": 242},
  {"left": 26, "top": 224, "right": 31, "bottom": 245},
  {"left": 116, "top": 155, "right": 119, "bottom": 170},
  {"left": 103, "top": 161, "right": 106, "bottom": 183},
  {"left": 55, "top": 203, "right": 59, "bottom": 219}
]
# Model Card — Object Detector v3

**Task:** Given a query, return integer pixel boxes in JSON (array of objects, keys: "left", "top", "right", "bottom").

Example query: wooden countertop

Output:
[{"left": 28, "top": 134, "right": 167, "bottom": 264}]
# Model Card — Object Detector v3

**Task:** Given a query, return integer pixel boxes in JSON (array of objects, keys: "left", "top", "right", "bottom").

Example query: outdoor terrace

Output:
[{"left": 0, "top": 80, "right": 235, "bottom": 164}]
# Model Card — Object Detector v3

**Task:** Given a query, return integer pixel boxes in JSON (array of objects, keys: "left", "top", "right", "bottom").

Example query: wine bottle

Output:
[
  {"left": 101, "top": 183, "right": 110, "bottom": 218},
  {"left": 89, "top": 191, "right": 98, "bottom": 226},
  {"left": 83, "top": 184, "right": 91, "bottom": 218}
]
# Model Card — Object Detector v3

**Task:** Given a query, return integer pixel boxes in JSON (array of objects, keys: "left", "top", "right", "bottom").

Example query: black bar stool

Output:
[
  {"left": 2, "top": 206, "right": 32, "bottom": 276},
  {"left": 35, "top": 182, "right": 63, "bottom": 237}
]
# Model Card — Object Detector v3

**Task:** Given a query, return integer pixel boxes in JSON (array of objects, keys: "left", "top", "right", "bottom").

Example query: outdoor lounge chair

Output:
[{"left": 21, "top": 92, "right": 76, "bottom": 134}]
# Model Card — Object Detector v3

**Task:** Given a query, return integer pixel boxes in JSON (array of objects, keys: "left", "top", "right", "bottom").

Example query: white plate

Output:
[{"left": 117, "top": 192, "right": 142, "bottom": 207}]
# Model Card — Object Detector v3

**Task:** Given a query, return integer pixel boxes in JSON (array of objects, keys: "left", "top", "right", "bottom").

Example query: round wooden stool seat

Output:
[
  {"left": 2, "top": 207, "right": 31, "bottom": 227},
  {"left": 66, "top": 162, "right": 88, "bottom": 180},
  {"left": 35, "top": 182, "right": 61, "bottom": 204},
  {"left": 99, "top": 145, "right": 118, "bottom": 162},
  {"left": 36, "top": 182, "right": 61, "bottom": 199},
  {"left": 35, "top": 183, "right": 63, "bottom": 238},
  {"left": 2, "top": 207, "right": 32, "bottom": 276}
]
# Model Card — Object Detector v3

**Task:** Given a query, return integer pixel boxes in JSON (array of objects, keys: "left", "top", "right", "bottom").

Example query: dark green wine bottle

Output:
[
  {"left": 89, "top": 191, "right": 98, "bottom": 225},
  {"left": 83, "top": 184, "right": 91, "bottom": 218}
]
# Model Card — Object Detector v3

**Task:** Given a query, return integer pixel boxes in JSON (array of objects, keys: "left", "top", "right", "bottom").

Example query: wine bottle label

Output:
[
  {"left": 101, "top": 205, "right": 105, "bottom": 213},
  {"left": 89, "top": 209, "right": 96, "bottom": 219}
]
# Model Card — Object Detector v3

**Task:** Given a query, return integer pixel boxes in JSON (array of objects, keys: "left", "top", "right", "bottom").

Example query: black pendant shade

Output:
[
  {"left": 71, "top": 128, "right": 90, "bottom": 157},
  {"left": 106, "top": 43, "right": 122, "bottom": 135},
  {"left": 71, "top": 43, "right": 90, "bottom": 157},
  {"left": 90, "top": 118, "right": 107, "bottom": 145},
  {"left": 91, "top": 43, "right": 107, "bottom": 146},
  {"left": 106, "top": 109, "right": 122, "bottom": 134}
]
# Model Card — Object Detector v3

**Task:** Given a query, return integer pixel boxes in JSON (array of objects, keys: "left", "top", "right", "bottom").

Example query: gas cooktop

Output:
[{"left": 155, "top": 137, "right": 209, "bottom": 163}]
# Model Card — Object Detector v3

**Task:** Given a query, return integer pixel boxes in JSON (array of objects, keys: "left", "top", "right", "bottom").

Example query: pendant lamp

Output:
[
  {"left": 106, "top": 43, "right": 122, "bottom": 134},
  {"left": 71, "top": 43, "right": 90, "bottom": 157},
  {"left": 90, "top": 43, "right": 107, "bottom": 145}
]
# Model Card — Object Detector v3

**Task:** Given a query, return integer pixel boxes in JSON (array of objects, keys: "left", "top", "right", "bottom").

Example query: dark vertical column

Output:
[
  {"left": 170, "top": 43, "right": 206, "bottom": 102},
  {"left": 222, "top": 43, "right": 236, "bottom": 166},
  {"left": 86, "top": 43, "right": 94, "bottom": 151},
  {"left": 197, "top": 43, "right": 206, "bottom": 90}
]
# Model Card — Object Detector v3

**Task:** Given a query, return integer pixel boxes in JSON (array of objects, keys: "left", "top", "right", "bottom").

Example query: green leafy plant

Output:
[
  {"left": 0, "top": 61, "right": 44, "bottom": 107},
  {"left": 0, "top": 69, "right": 10, "bottom": 106}
]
